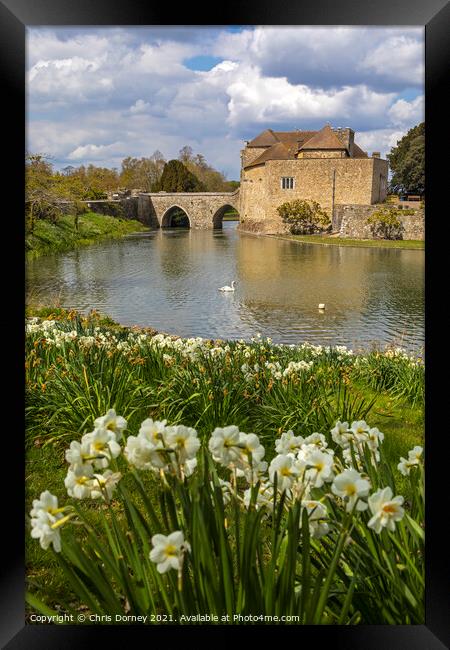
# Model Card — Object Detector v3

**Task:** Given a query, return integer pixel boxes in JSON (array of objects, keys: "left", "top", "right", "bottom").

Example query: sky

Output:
[{"left": 26, "top": 26, "right": 424, "bottom": 180}]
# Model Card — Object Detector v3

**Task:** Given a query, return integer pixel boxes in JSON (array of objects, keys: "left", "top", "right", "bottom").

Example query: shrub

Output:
[
  {"left": 366, "top": 207, "right": 405, "bottom": 240},
  {"left": 277, "top": 200, "right": 331, "bottom": 235}
]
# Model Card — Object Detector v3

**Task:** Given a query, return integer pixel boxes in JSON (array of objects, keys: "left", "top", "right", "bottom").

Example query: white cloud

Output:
[
  {"left": 67, "top": 142, "right": 125, "bottom": 161},
  {"left": 355, "top": 129, "right": 407, "bottom": 159},
  {"left": 129, "top": 99, "right": 150, "bottom": 114},
  {"left": 213, "top": 27, "right": 424, "bottom": 89},
  {"left": 359, "top": 36, "right": 424, "bottom": 85},
  {"left": 388, "top": 95, "right": 424, "bottom": 126}
]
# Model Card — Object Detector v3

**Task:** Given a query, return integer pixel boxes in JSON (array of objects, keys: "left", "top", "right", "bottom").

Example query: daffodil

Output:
[
  {"left": 94, "top": 409, "right": 127, "bottom": 441},
  {"left": 331, "top": 421, "right": 352, "bottom": 448},
  {"left": 397, "top": 445, "right": 423, "bottom": 475},
  {"left": 138, "top": 418, "right": 167, "bottom": 448},
  {"left": 165, "top": 425, "right": 200, "bottom": 464},
  {"left": 124, "top": 435, "right": 168, "bottom": 471},
  {"left": 367, "top": 487, "right": 405, "bottom": 534},
  {"left": 243, "top": 482, "right": 274, "bottom": 512},
  {"left": 64, "top": 463, "right": 94, "bottom": 499},
  {"left": 208, "top": 426, "right": 242, "bottom": 466},
  {"left": 30, "top": 491, "right": 65, "bottom": 552},
  {"left": 275, "top": 430, "right": 305, "bottom": 455},
  {"left": 149, "top": 531, "right": 190, "bottom": 574},
  {"left": 90, "top": 470, "right": 122, "bottom": 500},
  {"left": 81, "top": 427, "right": 122, "bottom": 469},
  {"left": 350, "top": 420, "right": 371, "bottom": 443},
  {"left": 303, "top": 449, "right": 334, "bottom": 488},
  {"left": 269, "top": 454, "right": 302, "bottom": 492},
  {"left": 301, "top": 500, "right": 330, "bottom": 538},
  {"left": 331, "top": 468, "right": 370, "bottom": 512}
]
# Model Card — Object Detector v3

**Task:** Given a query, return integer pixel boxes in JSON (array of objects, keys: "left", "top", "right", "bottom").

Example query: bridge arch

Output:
[
  {"left": 161, "top": 205, "right": 191, "bottom": 228},
  {"left": 212, "top": 204, "right": 240, "bottom": 229}
]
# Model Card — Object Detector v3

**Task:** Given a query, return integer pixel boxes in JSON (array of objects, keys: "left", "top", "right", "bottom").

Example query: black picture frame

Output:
[{"left": 2, "top": 1, "right": 449, "bottom": 647}]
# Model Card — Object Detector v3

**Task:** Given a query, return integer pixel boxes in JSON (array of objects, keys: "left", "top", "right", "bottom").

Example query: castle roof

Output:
[
  {"left": 352, "top": 143, "right": 368, "bottom": 158},
  {"left": 247, "top": 129, "right": 280, "bottom": 147},
  {"left": 244, "top": 125, "right": 368, "bottom": 168},
  {"left": 298, "top": 125, "right": 346, "bottom": 151},
  {"left": 247, "top": 142, "right": 292, "bottom": 167}
]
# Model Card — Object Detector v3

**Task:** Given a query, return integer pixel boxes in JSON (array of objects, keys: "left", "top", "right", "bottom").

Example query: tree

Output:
[
  {"left": 120, "top": 152, "right": 166, "bottom": 191},
  {"left": 155, "top": 159, "right": 206, "bottom": 192},
  {"left": 177, "top": 146, "right": 233, "bottom": 192},
  {"left": 387, "top": 123, "right": 424, "bottom": 195},
  {"left": 276, "top": 199, "right": 331, "bottom": 235},
  {"left": 25, "top": 154, "right": 69, "bottom": 231}
]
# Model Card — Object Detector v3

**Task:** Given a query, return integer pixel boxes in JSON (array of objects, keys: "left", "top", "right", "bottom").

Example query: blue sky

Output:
[{"left": 26, "top": 26, "right": 424, "bottom": 180}]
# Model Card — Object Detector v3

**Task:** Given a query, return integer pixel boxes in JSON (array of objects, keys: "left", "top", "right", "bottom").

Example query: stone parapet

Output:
[{"left": 334, "top": 204, "right": 424, "bottom": 240}]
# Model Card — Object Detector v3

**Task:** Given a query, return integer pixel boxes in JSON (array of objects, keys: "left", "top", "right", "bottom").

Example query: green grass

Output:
[
  {"left": 268, "top": 234, "right": 424, "bottom": 250},
  {"left": 26, "top": 212, "right": 149, "bottom": 259},
  {"left": 25, "top": 309, "right": 424, "bottom": 619}
]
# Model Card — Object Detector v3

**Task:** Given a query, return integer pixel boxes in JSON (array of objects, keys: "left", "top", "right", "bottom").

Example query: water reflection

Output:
[{"left": 26, "top": 222, "right": 424, "bottom": 351}]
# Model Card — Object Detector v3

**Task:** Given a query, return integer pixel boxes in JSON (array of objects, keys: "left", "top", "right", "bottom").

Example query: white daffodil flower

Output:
[
  {"left": 367, "top": 487, "right": 405, "bottom": 534},
  {"left": 397, "top": 446, "right": 423, "bottom": 475},
  {"left": 138, "top": 418, "right": 167, "bottom": 448},
  {"left": 331, "top": 468, "right": 370, "bottom": 512},
  {"left": 149, "top": 531, "right": 190, "bottom": 574},
  {"left": 124, "top": 435, "right": 168, "bottom": 471},
  {"left": 331, "top": 421, "right": 351, "bottom": 448},
  {"left": 303, "top": 433, "right": 328, "bottom": 450},
  {"left": 237, "top": 433, "right": 265, "bottom": 465},
  {"left": 165, "top": 425, "right": 200, "bottom": 464},
  {"left": 301, "top": 500, "right": 330, "bottom": 538},
  {"left": 350, "top": 420, "right": 371, "bottom": 443},
  {"left": 367, "top": 427, "right": 385, "bottom": 452},
  {"left": 90, "top": 471, "right": 122, "bottom": 500},
  {"left": 65, "top": 440, "right": 91, "bottom": 466},
  {"left": 81, "top": 428, "right": 122, "bottom": 469},
  {"left": 304, "top": 450, "right": 334, "bottom": 488},
  {"left": 269, "top": 454, "right": 302, "bottom": 492},
  {"left": 208, "top": 426, "right": 242, "bottom": 466},
  {"left": 64, "top": 463, "right": 94, "bottom": 499},
  {"left": 30, "top": 491, "right": 64, "bottom": 552},
  {"left": 275, "top": 431, "right": 305, "bottom": 455},
  {"left": 408, "top": 446, "right": 423, "bottom": 462},
  {"left": 94, "top": 409, "right": 127, "bottom": 441},
  {"left": 243, "top": 482, "right": 274, "bottom": 512}
]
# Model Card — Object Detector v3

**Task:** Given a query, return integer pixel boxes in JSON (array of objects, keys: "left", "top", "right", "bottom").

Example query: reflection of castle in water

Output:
[{"left": 235, "top": 235, "right": 424, "bottom": 346}]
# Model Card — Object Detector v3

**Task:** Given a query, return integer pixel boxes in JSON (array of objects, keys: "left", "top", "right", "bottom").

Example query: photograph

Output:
[
  {"left": 0, "top": 1, "right": 443, "bottom": 644},
  {"left": 24, "top": 23, "right": 426, "bottom": 627}
]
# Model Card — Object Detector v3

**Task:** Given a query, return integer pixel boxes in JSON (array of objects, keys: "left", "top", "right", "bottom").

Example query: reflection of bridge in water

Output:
[{"left": 137, "top": 190, "right": 240, "bottom": 229}]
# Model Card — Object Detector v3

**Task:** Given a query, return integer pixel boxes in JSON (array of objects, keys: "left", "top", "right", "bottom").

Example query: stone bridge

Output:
[{"left": 137, "top": 190, "right": 240, "bottom": 229}]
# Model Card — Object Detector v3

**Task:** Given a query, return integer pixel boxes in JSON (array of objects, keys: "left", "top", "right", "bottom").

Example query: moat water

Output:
[{"left": 26, "top": 221, "right": 424, "bottom": 352}]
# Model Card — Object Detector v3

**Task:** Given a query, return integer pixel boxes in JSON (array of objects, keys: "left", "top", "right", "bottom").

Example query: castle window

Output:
[{"left": 281, "top": 177, "right": 294, "bottom": 189}]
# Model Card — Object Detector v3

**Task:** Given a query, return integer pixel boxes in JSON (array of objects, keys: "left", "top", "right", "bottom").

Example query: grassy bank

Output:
[
  {"left": 25, "top": 308, "right": 424, "bottom": 623},
  {"left": 26, "top": 212, "right": 149, "bottom": 259},
  {"left": 268, "top": 234, "right": 424, "bottom": 250}
]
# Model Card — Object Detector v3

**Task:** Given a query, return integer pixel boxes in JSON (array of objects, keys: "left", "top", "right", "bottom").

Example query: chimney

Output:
[
  {"left": 332, "top": 127, "right": 354, "bottom": 157},
  {"left": 372, "top": 152, "right": 381, "bottom": 158}
]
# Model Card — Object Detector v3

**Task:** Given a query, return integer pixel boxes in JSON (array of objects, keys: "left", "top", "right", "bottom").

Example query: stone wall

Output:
[{"left": 335, "top": 204, "right": 425, "bottom": 240}]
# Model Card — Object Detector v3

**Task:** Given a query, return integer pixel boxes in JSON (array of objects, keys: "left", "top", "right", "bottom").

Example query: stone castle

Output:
[{"left": 239, "top": 124, "right": 389, "bottom": 234}]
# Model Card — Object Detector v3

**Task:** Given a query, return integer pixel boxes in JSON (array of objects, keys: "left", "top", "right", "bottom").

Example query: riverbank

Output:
[
  {"left": 26, "top": 212, "right": 149, "bottom": 259},
  {"left": 25, "top": 307, "right": 424, "bottom": 621},
  {"left": 266, "top": 233, "right": 424, "bottom": 250}
]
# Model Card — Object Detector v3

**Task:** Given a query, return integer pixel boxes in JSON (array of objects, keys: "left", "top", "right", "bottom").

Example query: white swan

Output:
[{"left": 219, "top": 280, "right": 236, "bottom": 292}]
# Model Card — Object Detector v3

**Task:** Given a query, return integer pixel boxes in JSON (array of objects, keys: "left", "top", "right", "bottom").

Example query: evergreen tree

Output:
[
  {"left": 156, "top": 159, "right": 206, "bottom": 192},
  {"left": 387, "top": 123, "right": 424, "bottom": 195}
]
